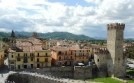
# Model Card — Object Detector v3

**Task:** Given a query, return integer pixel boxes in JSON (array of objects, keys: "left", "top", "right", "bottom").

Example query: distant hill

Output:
[{"left": 0, "top": 31, "right": 94, "bottom": 40}]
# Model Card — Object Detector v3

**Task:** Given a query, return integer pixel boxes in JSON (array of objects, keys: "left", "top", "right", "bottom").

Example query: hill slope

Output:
[{"left": 0, "top": 32, "right": 94, "bottom": 40}]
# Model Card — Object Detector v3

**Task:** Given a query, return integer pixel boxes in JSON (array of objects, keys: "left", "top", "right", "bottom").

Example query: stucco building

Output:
[
  {"left": 51, "top": 46, "right": 91, "bottom": 66},
  {"left": 0, "top": 49, "right": 4, "bottom": 68}
]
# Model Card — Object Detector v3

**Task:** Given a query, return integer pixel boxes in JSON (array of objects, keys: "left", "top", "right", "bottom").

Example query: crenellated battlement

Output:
[
  {"left": 93, "top": 47, "right": 109, "bottom": 54},
  {"left": 107, "top": 23, "right": 125, "bottom": 30}
]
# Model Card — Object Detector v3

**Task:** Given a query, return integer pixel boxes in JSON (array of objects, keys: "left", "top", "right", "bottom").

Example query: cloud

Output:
[
  {"left": 0, "top": 0, "right": 134, "bottom": 38},
  {"left": 84, "top": 0, "right": 102, "bottom": 4}
]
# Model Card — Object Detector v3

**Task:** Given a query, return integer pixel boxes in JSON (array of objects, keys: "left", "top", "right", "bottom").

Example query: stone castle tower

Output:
[{"left": 107, "top": 23, "right": 126, "bottom": 77}]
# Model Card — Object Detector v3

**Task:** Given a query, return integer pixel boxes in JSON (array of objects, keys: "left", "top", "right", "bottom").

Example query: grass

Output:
[
  {"left": 88, "top": 77, "right": 134, "bottom": 83},
  {"left": 87, "top": 69, "right": 134, "bottom": 83},
  {"left": 127, "top": 80, "right": 134, "bottom": 83},
  {"left": 89, "top": 77, "right": 122, "bottom": 83}
]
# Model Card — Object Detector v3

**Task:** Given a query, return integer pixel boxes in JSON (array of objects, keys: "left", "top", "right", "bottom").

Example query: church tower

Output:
[
  {"left": 10, "top": 30, "right": 16, "bottom": 49},
  {"left": 107, "top": 23, "right": 126, "bottom": 77}
]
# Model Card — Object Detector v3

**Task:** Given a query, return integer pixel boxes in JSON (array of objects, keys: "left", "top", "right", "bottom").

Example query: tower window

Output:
[{"left": 98, "top": 59, "right": 99, "bottom": 62}]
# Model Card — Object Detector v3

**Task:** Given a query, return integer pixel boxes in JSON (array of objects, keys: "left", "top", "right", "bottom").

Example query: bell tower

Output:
[{"left": 10, "top": 30, "right": 16, "bottom": 49}]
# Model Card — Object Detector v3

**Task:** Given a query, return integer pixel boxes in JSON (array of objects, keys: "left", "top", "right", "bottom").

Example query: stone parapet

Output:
[{"left": 107, "top": 23, "right": 125, "bottom": 30}]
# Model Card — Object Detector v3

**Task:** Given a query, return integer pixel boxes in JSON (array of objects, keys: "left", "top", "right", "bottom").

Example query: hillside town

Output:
[{"left": 0, "top": 23, "right": 134, "bottom": 83}]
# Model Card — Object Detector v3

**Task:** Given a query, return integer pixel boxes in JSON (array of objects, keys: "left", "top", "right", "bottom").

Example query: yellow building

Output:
[
  {"left": 8, "top": 50, "right": 51, "bottom": 70},
  {"left": 35, "top": 50, "right": 51, "bottom": 68},
  {"left": 0, "top": 49, "right": 4, "bottom": 67}
]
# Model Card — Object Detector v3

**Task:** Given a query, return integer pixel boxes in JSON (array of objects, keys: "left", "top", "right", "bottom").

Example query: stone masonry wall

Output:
[
  {"left": 16, "top": 66, "right": 92, "bottom": 79},
  {"left": 6, "top": 73, "right": 64, "bottom": 83}
]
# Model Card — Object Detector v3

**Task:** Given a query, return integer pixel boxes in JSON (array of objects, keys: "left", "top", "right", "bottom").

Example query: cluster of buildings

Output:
[
  {"left": 0, "top": 23, "right": 130, "bottom": 78},
  {"left": 7, "top": 31, "right": 93, "bottom": 70},
  {"left": 8, "top": 31, "right": 51, "bottom": 70}
]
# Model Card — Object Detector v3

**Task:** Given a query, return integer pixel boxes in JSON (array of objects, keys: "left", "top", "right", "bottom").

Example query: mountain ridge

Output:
[{"left": 0, "top": 31, "right": 94, "bottom": 40}]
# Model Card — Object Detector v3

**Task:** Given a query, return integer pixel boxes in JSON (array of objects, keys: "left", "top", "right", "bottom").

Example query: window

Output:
[
  {"left": 45, "top": 58, "right": 48, "bottom": 62},
  {"left": 24, "top": 65, "right": 27, "bottom": 69},
  {"left": 11, "top": 61, "right": 14, "bottom": 64},
  {"left": 11, "top": 55, "right": 13, "bottom": 58},
  {"left": 18, "top": 53, "right": 20, "bottom": 57},
  {"left": 17, "top": 57, "right": 21, "bottom": 61},
  {"left": 37, "top": 58, "right": 39, "bottom": 62},
  {"left": 59, "top": 56, "right": 61, "bottom": 60},
  {"left": 30, "top": 53, "right": 34, "bottom": 57},
  {"left": 18, "top": 65, "right": 20, "bottom": 69},
  {"left": 71, "top": 56, "right": 72, "bottom": 60},
  {"left": 45, "top": 53, "right": 48, "bottom": 56},
  {"left": 118, "top": 58, "right": 120, "bottom": 61},
  {"left": 31, "top": 57, "right": 33, "bottom": 61},
  {"left": 37, "top": 53, "right": 39, "bottom": 57},
  {"left": 65, "top": 51, "right": 67, "bottom": 55},
  {"left": 31, "top": 64, "right": 33, "bottom": 68},
  {"left": 83, "top": 53, "right": 84, "bottom": 56},
  {"left": 37, "top": 64, "right": 40, "bottom": 68},
  {"left": 24, "top": 53, "right": 27, "bottom": 57},
  {"left": 58, "top": 51, "right": 62, "bottom": 55},
  {"left": 23, "top": 57, "right": 28, "bottom": 63},
  {"left": 71, "top": 51, "right": 73, "bottom": 55},
  {"left": 66, "top": 56, "right": 68, "bottom": 59},
  {"left": 25, "top": 53, "right": 27, "bottom": 56}
]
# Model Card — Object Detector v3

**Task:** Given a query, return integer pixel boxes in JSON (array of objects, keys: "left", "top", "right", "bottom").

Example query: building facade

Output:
[
  {"left": 8, "top": 50, "right": 51, "bottom": 70},
  {"left": 0, "top": 49, "right": 4, "bottom": 68},
  {"left": 51, "top": 46, "right": 91, "bottom": 66}
]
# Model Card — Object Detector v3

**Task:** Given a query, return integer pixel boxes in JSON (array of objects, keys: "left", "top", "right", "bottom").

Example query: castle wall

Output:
[
  {"left": 74, "top": 66, "right": 92, "bottom": 79},
  {"left": 6, "top": 73, "right": 64, "bottom": 83},
  {"left": 94, "top": 53, "right": 108, "bottom": 77},
  {"left": 15, "top": 66, "right": 92, "bottom": 79}
]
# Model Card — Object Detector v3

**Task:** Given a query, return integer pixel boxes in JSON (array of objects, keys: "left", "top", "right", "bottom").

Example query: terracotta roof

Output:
[{"left": 10, "top": 37, "right": 43, "bottom": 52}]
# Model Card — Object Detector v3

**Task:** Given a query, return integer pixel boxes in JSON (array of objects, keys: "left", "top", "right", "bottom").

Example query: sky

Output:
[{"left": 0, "top": 0, "right": 134, "bottom": 38}]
